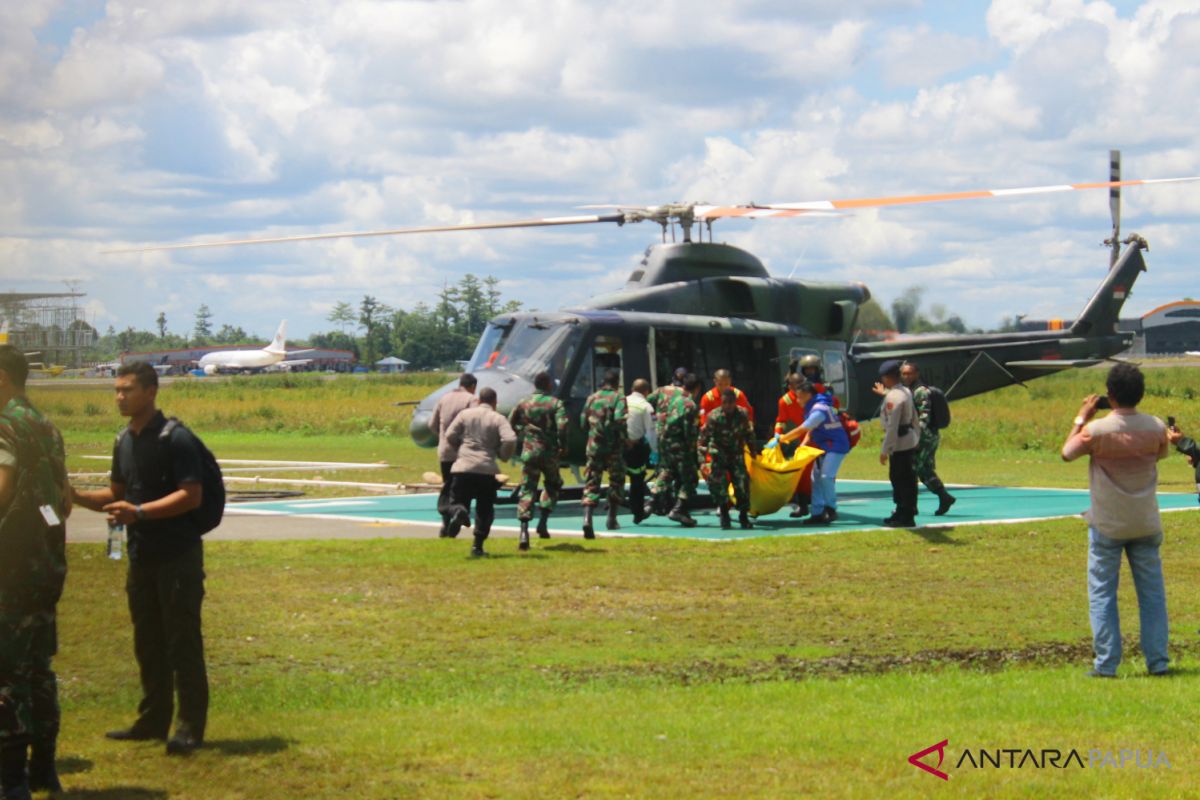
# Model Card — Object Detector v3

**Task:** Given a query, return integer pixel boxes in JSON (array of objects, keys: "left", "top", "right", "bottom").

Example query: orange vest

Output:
[{"left": 700, "top": 386, "right": 754, "bottom": 426}]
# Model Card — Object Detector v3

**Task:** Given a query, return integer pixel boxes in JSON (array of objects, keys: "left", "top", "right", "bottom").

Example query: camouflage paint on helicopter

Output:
[
  {"left": 109, "top": 150, "right": 1195, "bottom": 467},
  {"left": 409, "top": 234, "right": 1146, "bottom": 465}
]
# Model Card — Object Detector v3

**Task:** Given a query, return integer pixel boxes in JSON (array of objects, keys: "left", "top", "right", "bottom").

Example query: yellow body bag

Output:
[{"left": 732, "top": 444, "right": 824, "bottom": 517}]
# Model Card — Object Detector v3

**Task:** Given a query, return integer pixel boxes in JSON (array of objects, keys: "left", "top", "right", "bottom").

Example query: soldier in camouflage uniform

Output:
[
  {"left": 0, "top": 346, "right": 69, "bottom": 798},
  {"left": 644, "top": 368, "right": 689, "bottom": 512},
  {"left": 648, "top": 373, "right": 702, "bottom": 527},
  {"left": 698, "top": 388, "right": 759, "bottom": 530},
  {"left": 509, "top": 371, "right": 568, "bottom": 551},
  {"left": 580, "top": 369, "right": 627, "bottom": 538},
  {"left": 901, "top": 362, "right": 956, "bottom": 515}
]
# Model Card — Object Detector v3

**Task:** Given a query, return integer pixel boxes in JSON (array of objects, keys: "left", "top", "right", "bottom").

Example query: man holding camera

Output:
[
  {"left": 1061, "top": 363, "right": 1171, "bottom": 678},
  {"left": 1166, "top": 420, "right": 1200, "bottom": 504}
]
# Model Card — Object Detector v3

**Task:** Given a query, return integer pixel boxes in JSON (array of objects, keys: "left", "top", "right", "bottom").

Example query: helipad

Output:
[{"left": 231, "top": 480, "right": 1198, "bottom": 541}]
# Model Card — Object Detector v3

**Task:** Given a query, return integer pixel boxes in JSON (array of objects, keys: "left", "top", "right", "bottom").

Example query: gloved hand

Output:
[
  {"left": 763, "top": 435, "right": 779, "bottom": 450},
  {"left": 648, "top": 450, "right": 659, "bottom": 468}
]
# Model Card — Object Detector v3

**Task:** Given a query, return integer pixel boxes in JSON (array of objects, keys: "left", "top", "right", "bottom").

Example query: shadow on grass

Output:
[
  {"left": 1135, "top": 665, "right": 1200, "bottom": 679},
  {"left": 61, "top": 789, "right": 167, "bottom": 799},
  {"left": 58, "top": 756, "right": 93, "bottom": 775},
  {"left": 542, "top": 543, "right": 607, "bottom": 554},
  {"left": 910, "top": 526, "right": 966, "bottom": 545},
  {"left": 205, "top": 736, "right": 294, "bottom": 756}
]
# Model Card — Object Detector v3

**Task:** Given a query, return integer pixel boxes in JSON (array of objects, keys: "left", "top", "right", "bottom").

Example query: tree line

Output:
[
  {"left": 311, "top": 274, "right": 521, "bottom": 369},
  {"left": 84, "top": 274, "right": 522, "bottom": 370},
  {"left": 82, "top": 278, "right": 1001, "bottom": 367}
]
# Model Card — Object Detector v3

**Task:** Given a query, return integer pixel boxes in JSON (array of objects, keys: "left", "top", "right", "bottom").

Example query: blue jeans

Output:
[
  {"left": 810, "top": 451, "right": 847, "bottom": 515},
  {"left": 1087, "top": 527, "right": 1169, "bottom": 675}
]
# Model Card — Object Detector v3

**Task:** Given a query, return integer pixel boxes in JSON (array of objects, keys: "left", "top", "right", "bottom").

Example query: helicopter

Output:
[{"left": 115, "top": 152, "right": 1199, "bottom": 463}]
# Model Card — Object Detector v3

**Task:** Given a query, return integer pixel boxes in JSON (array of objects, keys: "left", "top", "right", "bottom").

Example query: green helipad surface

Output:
[{"left": 231, "top": 480, "right": 1199, "bottom": 541}]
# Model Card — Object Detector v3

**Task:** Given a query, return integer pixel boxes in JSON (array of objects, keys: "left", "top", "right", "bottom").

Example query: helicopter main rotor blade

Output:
[
  {"left": 104, "top": 213, "right": 626, "bottom": 254},
  {"left": 696, "top": 175, "right": 1200, "bottom": 218}
]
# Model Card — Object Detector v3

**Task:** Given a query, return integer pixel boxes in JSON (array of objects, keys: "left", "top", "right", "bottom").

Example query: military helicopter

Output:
[{"left": 117, "top": 152, "right": 1198, "bottom": 462}]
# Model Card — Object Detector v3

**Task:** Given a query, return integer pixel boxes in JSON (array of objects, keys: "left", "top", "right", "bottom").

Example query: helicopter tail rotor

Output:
[{"left": 1105, "top": 149, "right": 1122, "bottom": 268}]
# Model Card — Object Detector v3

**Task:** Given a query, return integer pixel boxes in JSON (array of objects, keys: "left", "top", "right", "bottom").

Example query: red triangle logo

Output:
[{"left": 909, "top": 739, "right": 949, "bottom": 780}]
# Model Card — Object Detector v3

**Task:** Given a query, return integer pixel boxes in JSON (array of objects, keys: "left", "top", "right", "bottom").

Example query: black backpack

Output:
[
  {"left": 927, "top": 386, "right": 952, "bottom": 431},
  {"left": 154, "top": 418, "right": 226, "bottom": 534}
]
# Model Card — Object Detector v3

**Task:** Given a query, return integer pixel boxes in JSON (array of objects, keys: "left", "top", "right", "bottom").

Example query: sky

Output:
[{"left": 2, "top": 0, "right": 1199, "bottom": 341}]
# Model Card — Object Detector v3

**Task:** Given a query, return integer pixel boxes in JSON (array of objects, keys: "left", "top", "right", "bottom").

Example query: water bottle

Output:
[{"left": 107, "top": 521, "right": 125, "bottom": 560}]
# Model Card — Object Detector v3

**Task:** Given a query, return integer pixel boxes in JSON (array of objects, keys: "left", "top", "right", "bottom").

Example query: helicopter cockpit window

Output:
[
  {"left": 823, "top": 350, "right": 847, "bottom": 401},
  {"left": 570, "top": 347, "right": 593, "bottom": 399},
  {"left": 488, "top": 321, "right": 580, "bottom": 381},
  {"left": 570, "top": 334, "right": 623, "bottom": 400},
  {"left": 466, "top": 322, "right": 512, "bottom": 372}
]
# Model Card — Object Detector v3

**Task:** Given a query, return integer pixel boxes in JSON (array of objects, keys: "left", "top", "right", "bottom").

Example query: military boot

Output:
[
  {"left": 536, "top": 508, "right": 552, "bottom": 538},
  {"left": 717, "top": 504, "right": 732, "bottom": 530},
  {"left": 668, "top": 501, "right": 697, "bottom": 528},
  {"left": 582, "top": 505, "right": 596, "bottom": 539},
  {"left": 643, "top": 496, "right": 657, "bottom": 519},
  {"left": 518, "top": 519, "right": 531, "bottom": 551},
  {"left": 930, "top": 479, "right": 957, "bottom": 516},
  {"left": 0, "top": 742, "right": 31, "bottom": 800},
  {"left": 470, "top": 533, "right": 488, "bottom": 557},
  {"left": 606, "top": 503, "right": 620, "bottom": 531},
  {"left": 27, "top": 738, "right": 61, "bottom": 794},
  {"left": 738, "top": 510, "right": 754, "bottom": 530}
]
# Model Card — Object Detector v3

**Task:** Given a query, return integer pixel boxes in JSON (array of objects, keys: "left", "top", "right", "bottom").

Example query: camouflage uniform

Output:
[
  {"left": 509, "top": 392, "right": 568, "bottom": 521},
  {"left": 911, "top": 385, "right": 947, "bottom": 491},
  {"left": 645, "top": 385, "right": 686, "bottom": 503},
  {"left": 646, "top": 385, "right": 684, "bottom": 441},
  {"left": 698, "top": 405, "right": 755, "bottom": 512},
  {"left": 649, "top": 393, "right": 700, "bottom": 508},
  {"left": 580, "top": 388, "right": 627, "bottom": 507},
  {"left": 0, "top": 397, "right": 68, "bottom": 754}
]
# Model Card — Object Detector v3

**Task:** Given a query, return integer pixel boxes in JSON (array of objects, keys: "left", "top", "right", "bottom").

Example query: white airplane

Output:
[{"left": 196, "top": 320, "right": 314, "bottom": 375}]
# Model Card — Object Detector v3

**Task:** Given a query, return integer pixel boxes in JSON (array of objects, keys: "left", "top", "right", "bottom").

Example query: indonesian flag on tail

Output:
[{"left": 1113, "top": 285, "right": 1127, "bottom": 300}]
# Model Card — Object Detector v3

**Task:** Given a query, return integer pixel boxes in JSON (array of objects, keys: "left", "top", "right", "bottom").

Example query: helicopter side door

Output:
[
  {"left": 650, "top": 328, "right": 780, "bottom": 439},
  {"left": 562, "top": 328, "right": 626, "bottom": 459}
]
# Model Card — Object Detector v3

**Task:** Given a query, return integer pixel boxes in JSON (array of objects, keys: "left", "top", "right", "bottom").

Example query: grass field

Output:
[
  {"left": 25, "top": 366, "right": 1200, "bottom": 797},
  {"left": 35, "top": 366, "right": 1200, "bottom": 492}
]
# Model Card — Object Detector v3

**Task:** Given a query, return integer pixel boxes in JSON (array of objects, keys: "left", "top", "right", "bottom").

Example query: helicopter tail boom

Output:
[{"left": 1070, "top": 236, "right": 1147, "bottom": 337}]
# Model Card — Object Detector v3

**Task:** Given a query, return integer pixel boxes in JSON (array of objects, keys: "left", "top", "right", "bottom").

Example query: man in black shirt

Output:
[{"left": 73, "top": 362, "right": 208, "bottom": 755}]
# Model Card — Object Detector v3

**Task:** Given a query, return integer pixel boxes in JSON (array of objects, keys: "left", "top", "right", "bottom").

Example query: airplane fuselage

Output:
[{"left": 198, "top": 350, "right": 287, "bottom": 370}]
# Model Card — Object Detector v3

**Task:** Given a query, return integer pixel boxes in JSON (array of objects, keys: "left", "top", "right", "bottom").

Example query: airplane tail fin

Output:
[
  {"left": 1070, "top": 238, "right": 1147, "bottom": 337},
  {"left": 265, "top": 320, "right": 288, "bottom": 354}
]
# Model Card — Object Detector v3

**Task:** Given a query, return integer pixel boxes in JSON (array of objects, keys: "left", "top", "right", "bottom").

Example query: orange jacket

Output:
[
  {"left": 774, "top": 391, "right": 807, "bottom": 435},
  {"left": 700, "top": 386, "right": 754, "bottom": 426}
]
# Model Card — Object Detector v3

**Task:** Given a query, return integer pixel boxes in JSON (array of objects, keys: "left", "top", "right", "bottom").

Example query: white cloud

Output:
[
  {"left": 2, "top": 0, "right": 1199, "bottom": 338},
  {"left": 878, "top": 25, "right": 996, "bottom": 87},
  {"left": 46, "top": 30, "right": 165, "bottom": 110}
]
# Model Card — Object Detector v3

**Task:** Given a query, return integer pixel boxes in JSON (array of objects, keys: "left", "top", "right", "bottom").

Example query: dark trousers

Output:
[
  {"left": 0, "top": 610, "right": 58, "bottom": 746},
  {"left": 450, "top": 473, "right": 498, "bottom": 539},
  {"left": 437, "top": 461, "right": 454, "bottom": 522},
  {"left": 126, "top": 543, "right": 208, "bottom": 740},
  {"left": 625, "top": 439, "right": 651, "bottom": 515},
  {"left": 889, "top": 447, "right": 919, "bottom": 521}
]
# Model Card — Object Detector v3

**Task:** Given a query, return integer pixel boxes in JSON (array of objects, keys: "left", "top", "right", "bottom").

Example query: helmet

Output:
[{"left": 797, "top": 354, "right": 822, "bottom": 371}]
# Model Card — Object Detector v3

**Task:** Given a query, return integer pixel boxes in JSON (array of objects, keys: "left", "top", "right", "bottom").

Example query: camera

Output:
[{"left": 1095, "top": 397, "right": 1112, "bottom": 410}]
